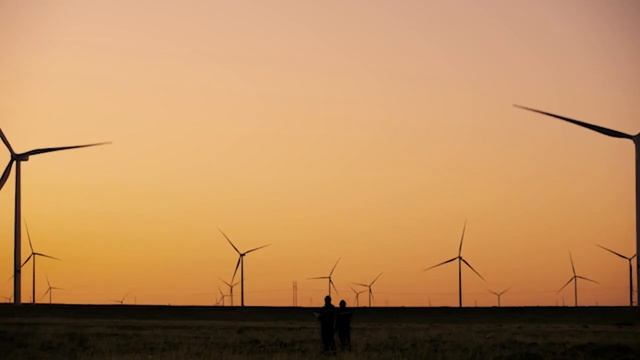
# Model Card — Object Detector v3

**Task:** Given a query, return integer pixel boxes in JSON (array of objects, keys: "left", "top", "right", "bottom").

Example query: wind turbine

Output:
[
  {"left": 41, "top": 277, "right": 62, "bottom": 304},
  {"left": 216, "top": 287, "right": 229, "bottom": 306},
  {"left": 219, "top": 277, "right": 239, "bottom": 306},
  {"left": 112, "top": 293, "right": 129, "bottom": 305},
  {"left": 558, "top": 253, "right": 598, "bottom": 307},
  {"left": 488, "top": 287, "right": 510, "bottom": 307},
  {"left": 2, "top": 295, "right": 12, "bottom": 303},
  {"left": 0, "top": 128, "right": 109, "bottom": 305},
  {"left": 597, "top": 244, "right": 636, "bottom": 306},
  {"left": 20, "top": 222, "right": 60, "bottom": 304},
  {"left": 353, "top": 273, "right": 382, "bottom": 307},
  {"left": 350, "top": 287, "right": 365, "bottom": 307},
  {"left": 514, "top": 105, "right": 639, "bottom": 306},
  {"left": 424, "top": 222, "right": 485, "bottom": 307},
  {"left": 309, "top": 258, "right": 340, "bottom": 297},
  {"left": 219, "top": 229, "right": 270, "bottom": 307}
]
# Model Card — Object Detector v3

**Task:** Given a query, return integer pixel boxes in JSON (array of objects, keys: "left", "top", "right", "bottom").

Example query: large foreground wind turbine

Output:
[
  {"left": 514, "top": 105, "right": 639, "bottom": 306},
  {"left": 354, "top": 273, "right": 382, "bottom": 307},
  {"left": 488, "top": 287, "right": 510, "bottom": 307},
  {"left": 0, "top": 129, "right": 109, "bottom": 304},
  {"left": 41, "top": 277, "right": 62, "bottom": 304},
  {"left": 309, "top": 258, "right": 341, "bottom": 297},
  {"left": 219, "top": 229, "right": 270, "bottom": 307},
  {"left": 597, "top": 244, "right": 636, "bottom": 306},
  {"left": 21, "top": 222, "right": 60, "bottom": 304},
  {"left": 424, "top": 222, "right": 485, "bottom": 307},
  {"left": 558, "top": 253, "right": 598, "bottom": 307}
]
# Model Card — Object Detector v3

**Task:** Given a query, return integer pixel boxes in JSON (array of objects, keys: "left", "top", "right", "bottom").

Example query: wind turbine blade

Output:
[
  {"left": 0, "top": 129, "right": 14, "bottom": 154},
  {"left": 244, "top": 244, "right": 270, "bottom": 254},
  {"left": 232, "top": 257, "right": 241, "bottom": 281},
  {"left": 329, "top": 258, "right": 341, "bottom": 276},
  {"left": 22, "top": 142, "right": 111, "bottom": 157},
  {"left": 500, "top": 287, "right": 511, "bottom": 296},
  {"left": 218, "top": 277, "right": 232, "bottom": 287},
  {"left": 458, "top": 221, "right": 467, "bottom": 256},
  {"left": 219, "top": 229, "right": 241, "bottom": 254},
  {"left": 569, "top": 253, "right": 576, "bottom": 276},
  {"left": 461, "top": 258, "right": 485, "bottom": 281},
  {"left": 330, "top": 280, "right": 339, "bottom": 296},
  {"left": 488, "top": 289, "right": 498, "bottom": 296},
  {"left": 25, "top": 221, "right": 34, "bottom": 253},
  {"left": 46, "top": 276, "right": 51, "bottom": 288},
  {"left": 353, "top": 282, "right": 369, "bottom": 287},
  {"left": 514, "top": 105, "right": 633, "bottom": 139},
  {"left": 596, "top": 244, "right": 629, "bottom": 260},
  {"left": 631, "top": 254, "right": 637, "bottom": 260},
  {"left": 557, "top": 277, "right": 574, "bottom": 293},
  {"left": 424, "top": 257, "right": 457, "bottom": 271},
  {"left": 576, "top": 275, "right": 599, "bottom": 284},
  {"left": 20, "top": 254, "right": 33, "bottom": 268},
  {"left": 350, "top": 287, "right": 357, "bottom": 294},
  {"left": 309, "top": 276, "right": 329, "bottom": 280},
  {"left": 35, "top": 253, "right": 60, "bottom": 261},
  {"left": 370, "top": 272, "right": 383, "bottom": 286},
  {"left": 40, "top": 288, "right": 51, "bottom": 300},
  {"left": 0, "top": 160, "right": 14, "bottom": 191}
]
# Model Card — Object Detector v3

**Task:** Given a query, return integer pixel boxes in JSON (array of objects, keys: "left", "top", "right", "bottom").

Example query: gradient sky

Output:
[{"left": 1, "top": 0, "right": 639, "bottom": 306}]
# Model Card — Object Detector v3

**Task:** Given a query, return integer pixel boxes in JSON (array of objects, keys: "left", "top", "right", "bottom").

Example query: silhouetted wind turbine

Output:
[
  {"left": 41, "top": 277, "right": 61, "bottom": 304},
  {"left": 558, "top": 253, "right": 598, "bottom": 307},
  {"left": 216, "top": 287, "right": 229, "bottom": 306},
  {"left": 424, "top": 222, "right": 485, "bottom": 307},
  {"left": 219, "top": 277, "right": 239, "bottom": 306},
  {"left": 0, "top": 129, "right": 109, "bottom": 304},
  {"left": 597, "top": 244, "right": 636, "bottom": 306},
  {"left": 112, "top": 293, "right": 129, "bottom": 305},
  {"left": 353, "top": 273, "right": 382, "bottom": 307},
  {"left": 219, "top": 229, "right": 270, "bottom": 307},
  {"left": 350, "top": 287, "right": 365, "bottom": 307},
  {"left": 514, "top": 105, "right": 640, "bottom": 306},
  {"left": 309, "top": 258, "right": 340, "bottom": 297},
  {"left": 2, "top": 295, "right": 12, "bottom": 303},
  {"left": 488, "top": 287, "right": 510, "bottom": 307},
  {"left": 20, "top": 222, "right": 60, "bottom": 304}
]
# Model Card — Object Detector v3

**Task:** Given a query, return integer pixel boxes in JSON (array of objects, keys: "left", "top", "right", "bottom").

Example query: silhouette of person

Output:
[
  {"left": 316, "top": 295, "right": 336, "bottom": 353},
  {"left": 336, "top": 299, "right": 352, "bottom": 351}
]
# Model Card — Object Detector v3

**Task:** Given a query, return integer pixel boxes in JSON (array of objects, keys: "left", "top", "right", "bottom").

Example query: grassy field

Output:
[{"left": 1, "top": 305, "right": 639, "bottom": 359}]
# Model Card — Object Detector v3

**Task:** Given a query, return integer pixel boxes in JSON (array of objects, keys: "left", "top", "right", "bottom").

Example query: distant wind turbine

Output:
[
  {"left": 350, "top": 287, "right": 365, "bottom": 307},
  {"left": 309, "top": 258, "right": 341, "bottom": 297},
  {"left": 488, "top": 287, "right": 510, "bottom": 307},
  {"left": 597, "top": 244, "right": 636, "bottom": 306},
  {"left": 353, "top": 273, "right": 382, "bottom": 307},
  {"left": 216, "top": 287, "right": 229, "bottom": 306},
  {"left": 20, "top": 222, "right": 60, "bottom": 304},
  {"left": 219, "top": 277, "right": 239, "bottom": 306},
  {"left": 113, "top": 293, "right": 129, "bottom": 305},
  {"left": 2, "top": 295, "right": 12, "bottom": 303},
  {"left": 0, "top": 128, "right": 109, "bottom": 305},
  {"left": 558, "top": 253, "right": 598, "bottom": 307},
  {"left": 514, "top": 105, "right": 639, "bottom": 306},
  {"left": 41, "top": 277, "right": 62, "bottom": 304},
  {"left": 424, "top": 222, "right": 485, "bottom": 307},
  {"left": 219, "top": 229, "right": 270, "bottom": 307}
]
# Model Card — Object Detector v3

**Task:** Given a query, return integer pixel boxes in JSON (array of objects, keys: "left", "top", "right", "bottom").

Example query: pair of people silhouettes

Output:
[{"left": 316, "top": 295, "right": 352, "bottom": 353}]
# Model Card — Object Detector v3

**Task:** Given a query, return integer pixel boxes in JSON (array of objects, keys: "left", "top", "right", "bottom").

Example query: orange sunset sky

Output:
[{"left": 1, "top": 1, "right": 639, "bottom": 307}]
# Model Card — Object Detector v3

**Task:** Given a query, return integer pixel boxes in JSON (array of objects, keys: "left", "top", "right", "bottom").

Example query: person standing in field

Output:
[
  {"left": 316, "top": 295, "right": 336, "bottom": 353},
  {"left": 336, "top": 300, "right": 352, "bottom": 351}
]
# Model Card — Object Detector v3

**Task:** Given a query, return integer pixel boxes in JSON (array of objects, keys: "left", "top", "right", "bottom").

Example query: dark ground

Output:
[{"left": 1, "top": 304, "right": 639, "bottom": 359}]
